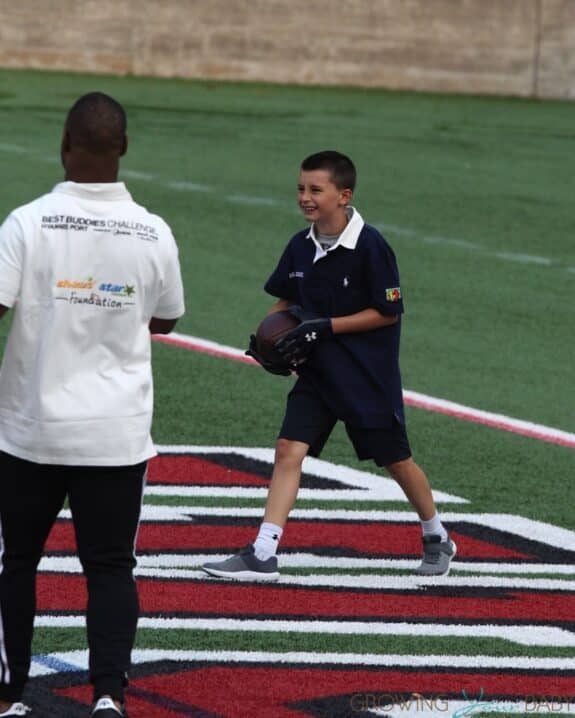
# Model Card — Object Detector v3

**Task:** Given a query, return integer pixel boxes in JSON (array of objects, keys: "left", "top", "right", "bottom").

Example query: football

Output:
[{"left": 255, "top": 310, "right": 300, "bottom": 364}]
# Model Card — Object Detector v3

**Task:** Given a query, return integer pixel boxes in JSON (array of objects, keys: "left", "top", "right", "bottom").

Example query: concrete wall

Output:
[{"left": 0, "top": 0, "right": 573, "bottom": 99}]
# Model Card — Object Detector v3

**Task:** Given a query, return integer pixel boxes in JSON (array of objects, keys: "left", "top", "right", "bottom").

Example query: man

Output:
[{"left": 0, "top": 93, "right": 185, "bottom": 718}]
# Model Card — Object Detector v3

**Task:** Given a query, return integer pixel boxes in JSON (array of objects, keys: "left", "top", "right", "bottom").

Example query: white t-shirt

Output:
[{"left": 0, "top": 181, "right": 185, "bottom": 466}]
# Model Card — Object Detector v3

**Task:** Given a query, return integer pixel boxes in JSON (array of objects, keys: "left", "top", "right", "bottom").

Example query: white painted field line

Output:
[
  {"left": 144, "top": 485, "right": 465, "bottom": 504},
  {"left": 1, "top": 143, "right": 572, "bottom": 275},
  {"left": 377, "top": 221, "right": 570, "bottom": 271},
  {"left": 403, "top": 389, "right": 575, "bottom": 448},
  {"left": 35, "top": 555, "right": 575, "bottom": 591},
  {"left": 153, "top": 444, "right": 467, "bottom": 503},
  {"left": 32, "top": 648, "right": 575, "bottom": 673},
  {"left": 153, "top": 334, "right": 575, "bottom": 449},
  {"left": 138, "top": 568, "right": 575, "bottom": 592},
  {"left": 63, "top": 497, "right": 571, "bottom": 552},
  {"left": 38, "top": 554, "right": 575, "bottom": 576},
  {"left": 33, "top": 615, "right": 575, "bottom": 648}
]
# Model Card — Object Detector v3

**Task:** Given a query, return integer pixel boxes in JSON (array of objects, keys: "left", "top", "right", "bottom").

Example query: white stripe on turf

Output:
[
  {"left": 33, "top": 614, "right": 575, "bottom": 647},
  {"left": 38, "top": 554, "right": 575, "bottom": 576},
  {"left": 31, "top": 649, "right": 575, "bottom": 672},
  {"left": 36, "top": 557, "right": 575, "bottom": 591}
]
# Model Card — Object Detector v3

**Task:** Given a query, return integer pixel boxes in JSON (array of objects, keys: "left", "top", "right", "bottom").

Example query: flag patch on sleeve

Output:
[{"left": 385, "top": 287, "right": 402, "bottom": 302}]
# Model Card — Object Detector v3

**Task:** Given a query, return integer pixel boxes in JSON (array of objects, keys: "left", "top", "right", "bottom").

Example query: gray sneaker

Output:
[
  {"left": 202, "top": 544, "right": 280, "bottom": 582},
  {"left": 414, "top": 534, "right": 457, "bottom": 576}
]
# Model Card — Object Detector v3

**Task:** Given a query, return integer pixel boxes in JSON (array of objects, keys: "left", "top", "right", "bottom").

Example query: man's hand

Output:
[
  {"left": 245, "top": 334, "right": 292, "bottom": 376},
  {"left": 274, "top": 305, "right": 333, "bottom": 364}
]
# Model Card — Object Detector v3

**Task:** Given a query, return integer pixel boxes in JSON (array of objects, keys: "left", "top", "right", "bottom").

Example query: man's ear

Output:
[
  {"left": 60, "top": 129, "right": 71, "bottom": 169},
  {"left": 61, "top": 129, "right": 71, "bottom": 155},
  {"left": 120, "top": 135, "right": 128, "bottom": 157}
]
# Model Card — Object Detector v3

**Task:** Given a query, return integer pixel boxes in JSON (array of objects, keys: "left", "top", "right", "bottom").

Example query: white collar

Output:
[
  {"left": 307, "top": 206, "right": 364, "bottom": 263},
  {"left": 53, "top": 181, "right": 132, "bottom": 201}
]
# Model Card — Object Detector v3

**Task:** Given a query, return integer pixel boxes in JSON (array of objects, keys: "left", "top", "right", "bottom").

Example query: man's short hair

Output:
[
  {"left": 65, "top": 92, "right": 126, "bottom": 155},
  {"left": 301, "top": 150, "right": 356, "bottom": 191}
]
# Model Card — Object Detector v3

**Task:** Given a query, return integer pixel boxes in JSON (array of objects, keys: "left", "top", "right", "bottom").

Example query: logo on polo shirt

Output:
[
  {"left": 57, "top": 278, "right": 95, "bottom": 290},
  {"left": 99, "top": 282, "right": 136, "bottom": 297},
  {"left": 289, "top": 271, "right": 304, "bottom": 279},
  {"left": 385, "top": 287, "right": 402, "bottom": 302},
  {"left": 55, "top": 277, "right": 137, "bottom": 309}
]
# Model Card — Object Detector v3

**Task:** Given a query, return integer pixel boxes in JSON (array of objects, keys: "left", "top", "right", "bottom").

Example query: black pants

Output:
[{"left": 0, "top": 452, "right": 146, "bottom": 704}]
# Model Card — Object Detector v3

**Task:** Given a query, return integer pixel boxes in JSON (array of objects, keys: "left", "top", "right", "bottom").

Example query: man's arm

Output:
[
  {"left": 149, "top": 317, "right": 178, "bottom": 335},
  {"left": 0, "top": 305, "right": 9, "bottom": 320}
]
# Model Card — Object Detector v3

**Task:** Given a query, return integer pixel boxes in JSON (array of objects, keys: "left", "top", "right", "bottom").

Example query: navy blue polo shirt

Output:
[{"left": 264, "top": 208, "right": 406, "bottom": 428}]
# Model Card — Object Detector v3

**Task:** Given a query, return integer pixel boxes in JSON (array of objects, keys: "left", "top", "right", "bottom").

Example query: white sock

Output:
[
  {"left": 421, "top": 513, "right": 448, "bottom": 542},
  {"left": 253, "top": 522, "right": 283, "bottom": 561}
]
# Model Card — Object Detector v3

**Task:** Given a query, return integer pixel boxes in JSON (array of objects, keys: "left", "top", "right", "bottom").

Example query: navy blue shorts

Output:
[{"left": 278, "top": 382, "right": 411, "bottom": 467}]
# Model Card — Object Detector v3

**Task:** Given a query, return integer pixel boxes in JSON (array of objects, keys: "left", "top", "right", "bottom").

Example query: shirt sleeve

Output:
[
  {"left": 153, "top": 229, "right": 186, "bottom": 320},
  {"left": 0, "top": 212, "right": 25, "bottom": 307},
  {"left": 264, "top": 242, "right": 297, "bottom": 301},
  {"left": 366, "top": 235, "right": 405, "bottom": 316}
]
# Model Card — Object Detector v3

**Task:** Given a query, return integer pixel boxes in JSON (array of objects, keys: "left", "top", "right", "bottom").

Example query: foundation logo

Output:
[
  {"left": 31, "top": 447, "right": 575, "bottom": 717},
  {"left": 55, "top": 278, "right": 136, "bottom": 308}
]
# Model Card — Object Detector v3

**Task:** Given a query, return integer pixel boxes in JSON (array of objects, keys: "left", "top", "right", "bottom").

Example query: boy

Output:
[{"left": 202, "top": 150, "right": 454, "bottom": 581}]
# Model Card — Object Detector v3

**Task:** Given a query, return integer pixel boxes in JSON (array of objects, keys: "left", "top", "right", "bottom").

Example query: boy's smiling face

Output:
[{"left": 297, "top": 169, "right": 352, "bottom": 234}]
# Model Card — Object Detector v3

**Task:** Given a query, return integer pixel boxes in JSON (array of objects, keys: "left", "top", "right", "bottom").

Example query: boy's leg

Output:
[
  {"left": 202, "top": 380, "right": 335, "bottom": 581},
  {"left": 386, "top": 456, "right": 455, "bottom": 575},
  {"left": 0, "top": 452, "right": 67, "bottom": 711},
  {"left": 201, "top": 438, "right": 310, "bottom": 581},
  {"left": 67, "top": 462, "right": 146, "bottom": 711},
  {"left": 252, "top": 438, "right": 309, "bottom": 559},
  {"left": 263, "top": 438, "right": 310, "bottom": 526},
  {"left": 385, "top": 457, "right": 437, "bottom": 522},
  {"left": 346, "top": 423, "right": 455, "bottom": 576}
]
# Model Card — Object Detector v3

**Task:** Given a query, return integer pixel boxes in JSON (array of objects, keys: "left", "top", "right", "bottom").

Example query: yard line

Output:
[
  {"left": 34, "top": 556, "right": 575, "bottom": 591},
  {"left": 377, "top": 222, "right": 564, "bottom": 270},
  {"left": 119, "top": 169, "right": 154, "bottom": 181},
  {"left": 33, "top": 615, "right": 575, "bottom": 648},
  {"left": 144, "top": 484, "right": 466, "bottom": 504},
  {"left": 0, "top": 143, "right": 572, "bottom": 276},
  {"left": 37, "top": 554, "right": 575, "bottom": 576},
  {"left": 495, "top": 251, "right": 553, "bottom": 266},
  {"left": 154, "top": 332, "right": 575, "bottom": 449},
  {"left": 31, "top": 648, "right": 575, "bottom": 673},
  {"left": 136, "top": 568, "right": 575, "bottom": 592}
]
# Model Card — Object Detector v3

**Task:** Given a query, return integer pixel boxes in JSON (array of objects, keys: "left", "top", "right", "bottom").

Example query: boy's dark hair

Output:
[
  {"left": 65, "top": 92, "right": 127, "bottom": 155},
  {"left": 301, "top": 150, "right": 356, "bottom": 191}
]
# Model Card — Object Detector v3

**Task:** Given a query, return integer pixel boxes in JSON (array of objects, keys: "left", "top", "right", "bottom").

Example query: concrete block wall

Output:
[{"left": 0, "top": 0, "right": 573, "bottom": 99}]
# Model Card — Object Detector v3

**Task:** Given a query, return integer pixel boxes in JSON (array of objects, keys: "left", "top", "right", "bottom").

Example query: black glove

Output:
[
  {"left": 245, "top": 334, "right": 291, "bottom": 376},
  {"left": 274, "top": 305, "right": 333, "bottom": 364}
]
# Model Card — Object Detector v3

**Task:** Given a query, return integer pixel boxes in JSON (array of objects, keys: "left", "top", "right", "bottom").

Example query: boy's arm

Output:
[
  {"left": 275, "top": 306, "right": 397, "bottom": 364},
  {"left": 331, "top": 308, "right": 397, "bottom": 334}
]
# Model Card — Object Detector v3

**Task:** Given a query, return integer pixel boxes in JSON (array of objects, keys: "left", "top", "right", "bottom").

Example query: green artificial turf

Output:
[
  {"left": 31, "top": 627, "right": 574, "bottom": 660},
  {"left": 0, "top": 68, "right": 572, "bottom": 532},
  {"left": 1, "top": 66, "right": 572, "bottom": 718}
]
